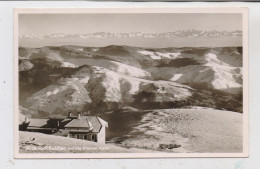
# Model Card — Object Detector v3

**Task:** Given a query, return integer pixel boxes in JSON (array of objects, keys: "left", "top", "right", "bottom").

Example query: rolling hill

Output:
[{"left": 19, "top": 45, "right": 243, "bottom": 117}]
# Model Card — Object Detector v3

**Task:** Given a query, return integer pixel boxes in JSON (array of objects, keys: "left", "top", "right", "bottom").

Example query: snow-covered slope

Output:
[
  {"left": 27, "top": 81, "right": 92, "bottom": 113},
  {"left": 19, "top": 131, "right": 149, "bottom": 153},
  {"left": 25, "top": 65, "right": 194, "bottom": 114},
  {"left": 19, "top": 60, "right": 34, "bottom": 71},
  {"left": 60, "top": 62, "right": 78, "bottom": 68},
  {"left": 115, "top": 108, "right": 242, "bottom": 153},
  {"left": 145, "top": 48, "right": 242, "bottom": 94},
  {"left": 137, "top": 50, "right": 181, "bottom": 60},
  {"left": 19, "top": 45, "right": 243, "bottom": 114},
  {"left": 66, "top": 58, "right": 151, "bottom": 79}
]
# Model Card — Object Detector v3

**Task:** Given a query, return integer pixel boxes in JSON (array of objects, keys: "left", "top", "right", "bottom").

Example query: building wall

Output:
[
  {"left": 67, "top": 132, "right": 98, "bottom": 142},
  {"left": 97, "top": 126, "right": 106, "bottom": 144}
]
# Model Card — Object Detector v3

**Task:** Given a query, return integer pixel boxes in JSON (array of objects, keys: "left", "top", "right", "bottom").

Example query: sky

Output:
[{"left": 19, "top": 13, "right": 242, "bottom": 35}]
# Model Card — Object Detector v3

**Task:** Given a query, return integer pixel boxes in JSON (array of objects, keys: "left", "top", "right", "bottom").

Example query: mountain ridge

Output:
[
  {"left": 19, "top": 30, "right": 243, "bottom": 48},
  {"left": 20, "top": 30, "right": 242, "bottom": 39},
  {"left": 19, "top": 45, "right": 243, "bottom": 116}
]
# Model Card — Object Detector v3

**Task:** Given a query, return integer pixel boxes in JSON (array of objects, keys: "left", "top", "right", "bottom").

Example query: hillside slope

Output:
[
  {"left": 105, "top": 108, "right": 243, "bottom": 153},
  {"left": 19, "top": 131, "right": 155, "bottom": 153},
  {"left": 19, "top": 45, "right": 243, "bottom": 115}
]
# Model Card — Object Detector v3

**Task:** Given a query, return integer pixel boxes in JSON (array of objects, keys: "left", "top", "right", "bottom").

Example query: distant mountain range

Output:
[
  {"left": 19, "top": 30, "right": 243, "bottom": 48},
  {"left": 20, "top": 30, "right": 242, "bottom": 39}
]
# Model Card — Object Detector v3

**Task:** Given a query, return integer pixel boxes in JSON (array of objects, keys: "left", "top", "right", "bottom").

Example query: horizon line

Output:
[
  {"left": 18, "top": 44, "right": 243, "bottom": 49},
  {"left": 19, "top": 29, "right": 243, "bottom": 37}
]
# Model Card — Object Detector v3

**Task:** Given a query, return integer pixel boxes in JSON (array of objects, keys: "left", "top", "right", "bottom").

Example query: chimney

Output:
[
  {"left": 77, "top": 112, "right": 81, "bottom": 119},
  {"left": 88, "top": 121, "right": 93, "bottom": 130},
  {"left": 68, "top": 112, "right": 72, "bottom": 118},
  {"left": 24, "top": 117, "right": 29, "bottom": 123}
]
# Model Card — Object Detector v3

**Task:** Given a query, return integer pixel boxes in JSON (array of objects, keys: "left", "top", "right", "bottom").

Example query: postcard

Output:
[{"left": 14, "top": 7, "right": 248, "bottom": 158}]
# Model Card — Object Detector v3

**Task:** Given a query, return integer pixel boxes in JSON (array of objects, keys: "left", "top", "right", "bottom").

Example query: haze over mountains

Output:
[
  {"left": 19, "top": 45, "right": 243, "bottom": 117},
  {"left": 19, "top": 30, "right": 242, "bottom": 48}
]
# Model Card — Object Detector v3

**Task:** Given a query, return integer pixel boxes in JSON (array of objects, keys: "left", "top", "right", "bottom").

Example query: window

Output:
[{"left": 91, "top": 134, "right": 96, "bottom": 141}]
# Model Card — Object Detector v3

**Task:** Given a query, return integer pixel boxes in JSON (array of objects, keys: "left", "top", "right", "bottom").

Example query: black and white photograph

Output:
[{"left": 14, "top": 8, "right": 248, "bottom": 158}]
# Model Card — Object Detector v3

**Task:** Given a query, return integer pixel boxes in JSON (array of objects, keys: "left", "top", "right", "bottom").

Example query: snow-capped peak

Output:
[{"left": 19, "top": 30, "right": 242, "bottom": 40}]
